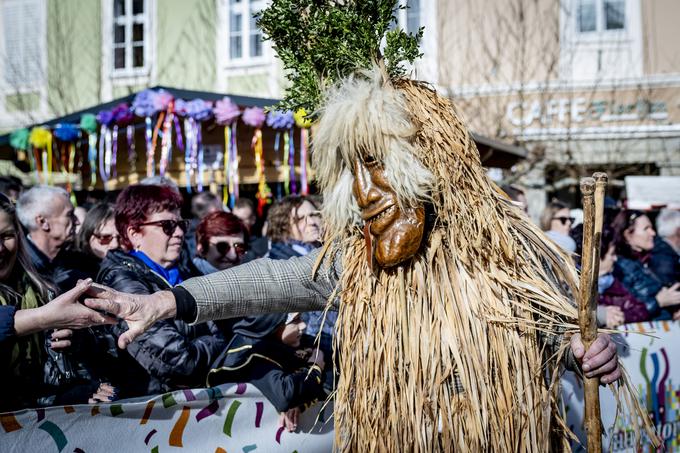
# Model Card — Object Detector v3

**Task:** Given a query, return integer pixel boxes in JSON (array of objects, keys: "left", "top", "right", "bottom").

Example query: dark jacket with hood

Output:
[
  {"left": 650, "top": 236, "right": 680, "bottom": 287},
  {"left": 207, "top": 313, "right": 326, "bottom": 413},
  {"left": 614, "top": 253, "right": 674, "bottom": 320},
  {"left": 96, "top": 249, "right": 227, "bottom": 396}
]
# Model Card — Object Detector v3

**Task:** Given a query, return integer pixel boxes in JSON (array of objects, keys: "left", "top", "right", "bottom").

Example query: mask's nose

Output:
[{"left": 353, "top": 160, "right": 382, "bottom": 208}]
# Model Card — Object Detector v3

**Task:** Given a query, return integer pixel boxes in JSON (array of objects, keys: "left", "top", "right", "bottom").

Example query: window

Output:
[
  {"left": 227, "top": 0, "right": 264, "bottom": 62},
  {"left": 391, "top": 0, "right": 421, "bottom": 35},
  {"left": 576, "top": 0, "right": 625, "bottom": 33},
  {"left": 604, "top": 0, "right": 625, "bottom": 30},
  {"left": 112, "top": 0, "right": 149, "bottom": 73},
  {"left": 2, "top": 0, "right": 43, "bottom": 88}
]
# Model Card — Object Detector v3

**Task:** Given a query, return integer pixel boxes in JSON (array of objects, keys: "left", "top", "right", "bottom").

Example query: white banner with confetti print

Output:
[
  {"left": 0, "top": 383, "right": 334, "bottom": 453},
  {"left": 564, "top": 319, "right": 680, "bottom": 452}
]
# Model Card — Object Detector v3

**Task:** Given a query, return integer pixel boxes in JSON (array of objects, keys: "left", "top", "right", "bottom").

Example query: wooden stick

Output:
[{"left": 579, "top": 175, "right": 607, "bottom": 453}]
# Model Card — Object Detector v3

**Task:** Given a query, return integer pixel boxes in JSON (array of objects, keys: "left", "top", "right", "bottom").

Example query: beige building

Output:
[{"left": 430, "top": 0, "right": 680, "bottom": 215}]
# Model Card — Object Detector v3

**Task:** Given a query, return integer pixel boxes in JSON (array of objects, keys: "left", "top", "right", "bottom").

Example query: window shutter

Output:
[{"left": 2, "top": 0, "right": 42, "bottom": 88}]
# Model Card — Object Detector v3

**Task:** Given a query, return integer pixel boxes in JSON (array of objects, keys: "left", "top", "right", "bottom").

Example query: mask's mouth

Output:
[{"left": 361, "top": 202, "right": 395, "bottom": 221}]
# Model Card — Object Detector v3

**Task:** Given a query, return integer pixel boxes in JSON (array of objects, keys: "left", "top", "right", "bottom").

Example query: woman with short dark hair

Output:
[
  {"left": 77, "top": 203, "right": 119, "bottom": 261},
  {"left": 612, "top": 210, "right": 680, "bottom": 320},
  {"left": 194, "top": 211, "right": 248, "bottom": 274},
  {"left": 97, "top": 184, "right": 227, "bottom": 396}
]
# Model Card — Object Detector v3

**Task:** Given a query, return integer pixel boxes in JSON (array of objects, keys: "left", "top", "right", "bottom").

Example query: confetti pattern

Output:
[
  {"left": 0, "top": 383, "right": 334, "bottom": 452},
  {"left": 223, "top": 400, "right": 242, "bottom": 437},
  {"left": 169, "top": 406, "right": 191, "bottom": 447},
  {"left": 564, "top": 321, "right": 680, "bottom": 452},
  {"left": 39, "top": 421, "right": 67, "bottom": 452}
]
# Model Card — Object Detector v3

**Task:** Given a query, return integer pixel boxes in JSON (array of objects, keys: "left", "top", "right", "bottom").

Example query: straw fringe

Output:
[{"left": 312, "top": 68, "right": 654, "bottom": 451}]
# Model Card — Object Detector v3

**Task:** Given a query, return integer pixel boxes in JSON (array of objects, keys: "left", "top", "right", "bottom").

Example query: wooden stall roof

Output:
[{"left": 0, "top": 87, "right": 527, "bottom": 187}]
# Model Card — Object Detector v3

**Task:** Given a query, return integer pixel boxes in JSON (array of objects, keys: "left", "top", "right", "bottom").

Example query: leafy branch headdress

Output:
[{"left": 256, "top": 0, "right": 423, "bottom": 114}]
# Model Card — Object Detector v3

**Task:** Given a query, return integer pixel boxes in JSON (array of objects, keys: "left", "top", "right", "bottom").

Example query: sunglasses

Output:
[
  {"left": 139, "top": 219, "right": 190, "bottom": 236},
  {"left": 552, "top": 216, "right": 575, "bottom": 225},
  {"left": 93, "top": 233, "right": 120, "bottom": 245},
  {"left": 211, "top": 241, "right": 247, "bottom": 256}
]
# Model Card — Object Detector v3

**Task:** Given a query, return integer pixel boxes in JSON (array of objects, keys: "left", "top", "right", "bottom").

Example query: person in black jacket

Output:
[
  {"left": 0, "top": 192, "right": 116, "bottom": 410},
  {"left": 208, "top": 312, "right": 327, "bottom": 432},
  {"left": 16, "top": 186, "right": 94, "bottom": 294},
  {"left": 96, "top": 184, "right": 227, "bottom": 397}
]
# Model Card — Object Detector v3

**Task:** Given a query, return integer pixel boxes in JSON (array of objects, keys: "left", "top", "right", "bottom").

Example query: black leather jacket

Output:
[{"left": 96, "top": 250, "right": 227, "bottom": 396}]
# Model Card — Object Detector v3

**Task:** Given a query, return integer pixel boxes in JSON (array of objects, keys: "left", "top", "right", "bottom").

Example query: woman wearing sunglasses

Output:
[
  {"left": 194, "top": 211, "right": 249, "bottom": 274},
  {"left": 96, "top": 184, "right": 226, "bottom": 398},
  {"left": 540, "top": 200, "right": 577, "bottom": 254},
  {"left": 612, "top": 210, "right": 680, "bottom": 321},
  {"left": 77, "top": 203, "right": 120, "bottom": 262}
]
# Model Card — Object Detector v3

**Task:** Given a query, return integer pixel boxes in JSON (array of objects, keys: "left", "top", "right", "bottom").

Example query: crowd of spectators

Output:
[
  {"left": 1, "top": 175, "right": 678, "bottom": 431},
  {"left": 539, "top": 200, "right": 680, "bottom": 328},
  {"left": 0, "top": 179, "right": 330, "bottom": 432}
]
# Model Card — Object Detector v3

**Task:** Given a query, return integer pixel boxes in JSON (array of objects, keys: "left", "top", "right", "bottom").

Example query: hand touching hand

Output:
[
  {"left": 83, "top": 286, "right": 177, "bottom": 349},
  {"left": 13, "top": 279, "right": 117, "bottom": 336}
]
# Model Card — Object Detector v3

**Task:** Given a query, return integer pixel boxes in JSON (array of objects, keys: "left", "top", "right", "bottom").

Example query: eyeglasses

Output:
[
  {"left": 211, "top": 241, "right": 247, "bottom": 256},
  {"left": 552, "top": 216, "right": 575, "bottom": 226},
  {"left": 93, "top": 233, "right": 120, "bottom": 245},
  {"left": 138, "top": 219, "right": 189, "bottom": 236}
]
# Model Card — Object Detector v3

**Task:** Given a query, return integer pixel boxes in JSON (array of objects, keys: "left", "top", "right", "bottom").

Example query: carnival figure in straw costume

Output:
[{"left": 86, "top": 1, "right": 654, "bottom": 451}]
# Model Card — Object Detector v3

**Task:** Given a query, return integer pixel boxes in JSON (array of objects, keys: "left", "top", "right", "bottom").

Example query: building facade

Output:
[
  {"left": 0, "top": 0, "right": 437, "bottom": 133},
  {"left": 435, "top": 0, "right": 680, "bottom": 215},
  {"left": 2, "top": 0, "right": 676, "bottom": 212}
]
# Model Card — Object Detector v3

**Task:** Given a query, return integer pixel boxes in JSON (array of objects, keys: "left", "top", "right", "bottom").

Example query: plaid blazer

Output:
[
  {"left": 179, "top": 247, "right": 341, "bottom": 325},
  {"left": 179, "top": 246, "right": 577, "bottom": 378}
]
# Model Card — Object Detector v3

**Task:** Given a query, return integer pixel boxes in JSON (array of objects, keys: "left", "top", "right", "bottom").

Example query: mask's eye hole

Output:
[{"left": 362, "top": 154, "right": 378, "bottom": 167}]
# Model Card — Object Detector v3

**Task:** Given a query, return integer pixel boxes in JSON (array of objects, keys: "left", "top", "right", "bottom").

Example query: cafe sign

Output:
[{"left": 506, "top": 97, "right": 669, "bottom": 127}]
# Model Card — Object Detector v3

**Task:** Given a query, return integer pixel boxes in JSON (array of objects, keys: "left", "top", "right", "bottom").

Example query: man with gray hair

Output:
[
  {"left": 16, "top": 185, "right": 88, "bottom": 293},
  {"left": 652, "top": 209, "right": 680, "bottom": 286}
]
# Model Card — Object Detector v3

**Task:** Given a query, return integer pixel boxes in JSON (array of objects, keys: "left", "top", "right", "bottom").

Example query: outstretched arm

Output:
[
  {"left": 179, "top": 248, "right": 341, "bottom": 324},
  {"left": 86, "top": 248, "right": 341, "bottom": 349}
]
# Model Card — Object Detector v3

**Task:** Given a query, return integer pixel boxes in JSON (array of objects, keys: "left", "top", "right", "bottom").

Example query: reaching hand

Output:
[
  {"left": 49, "top": 329, "right": 73, "bottom": 350},
  {"left": 279, "top": 407, "right": 301, "bottom": 432},
  {"left": 88, "top": 383, "right": 118, "bottom": 404},
  {"left": 83, "top": 285, "right": 177, "bottom": 349},
  {"left": 38, "top": 279, "right": 117, "bottom": 330},
  {"left": 657, "top": 283, "right": 680, "bottom": 308},
  {"left": 308, "top": 349, "right": 325, "bottom": 370},
  {"left": 604, "top": 306, "right": 625, "bottom": 329},
  {"left": 570, "top": 332, "right": 621, "bottom": 384}
]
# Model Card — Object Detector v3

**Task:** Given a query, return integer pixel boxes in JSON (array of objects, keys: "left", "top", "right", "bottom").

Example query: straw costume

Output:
[{"left": 254, "top": 1, "right": 655, "bottom": 451}]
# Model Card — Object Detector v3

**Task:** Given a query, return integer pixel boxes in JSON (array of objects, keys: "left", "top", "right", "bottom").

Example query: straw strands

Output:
[{"left": 313, "top": 66, "right": 653, "bottom": 451}]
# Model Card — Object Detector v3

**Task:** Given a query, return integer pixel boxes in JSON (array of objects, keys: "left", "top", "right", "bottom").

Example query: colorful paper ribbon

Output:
[
  {"left": 145, "top": 116, "right": 154, "bottom": 177},
  {"left": 300, "top": 128, "right": 309, "bottom": 195},
  {"left": 159, "top": 101, "right": 175, "bottom": 177},
  {"left": 253, "top": 129, "right": 270, "bottom": 216},
  {"left": 126, "top": 125, "right": 136, "bottom": 169}
]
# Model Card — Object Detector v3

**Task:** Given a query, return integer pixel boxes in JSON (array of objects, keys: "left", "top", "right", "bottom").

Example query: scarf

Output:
[
  {"left": 0, "top": 271, "right": 47, "bottom": 381},
  {"left": 129, "top": 250, "right": 183, "bottom": 286}
]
